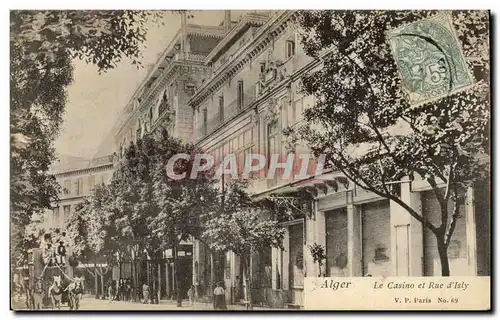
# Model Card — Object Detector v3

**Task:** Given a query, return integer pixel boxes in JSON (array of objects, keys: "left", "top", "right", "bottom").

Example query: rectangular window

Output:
[
  {"left": 237, "top": 81, "right": 244, "bottom": 109},
  {"left": 260, "top": 62, "right": 266, "bottom": 73},
  {"left": 267, "top": 121, "right": 278, "bottom": 169},
  {"left": 63, "top": 205, "right": 71, "bottom": 222},
  {"left": 244, "top": 129, "right": 252, "bottom": 146},
  {"left": 74, "top": 180, "right": 79, "bottom": 195},
  {"left": 238, "top": 133, "right": 244, "bottom": 148},
  {"left": 203, "top": 109, "right": 208, "bottom": 135},
  {"left": 232, "top": 137, "right": 239, "bottom": 151},
  {"left": 286, "top": 40, "right": 296, "bottom": 59},
  {"left": 63, "top": 180, "right": 71, "bottom": 195},
  {"left": 53, "top": 207, "right": 59, "bottom": 226},
  {"left": 88, "top": 175, "right": 95, "bottom": 191},
  {"left": 219, "top": 95, "right": 224, "bottom": 124}
]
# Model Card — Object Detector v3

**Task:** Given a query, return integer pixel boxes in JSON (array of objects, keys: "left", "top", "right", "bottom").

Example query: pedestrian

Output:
[
  {"left": 187, "top": 285, "right": 195, "bottom": 306},
  {"left": 126, "top": 279, "right": 132, "bottom": 302},
  {"left": 213, "top": 281, "right": 226, "bottom": 310},
  {"left": 142, "top": 282, "right": 150, "bottom": 304},
  {"left": 107, "top": 281, "right": 113, "bottom": 301},
  {"left": 119, "top": 278, "right": 125, "bottom": 301}
]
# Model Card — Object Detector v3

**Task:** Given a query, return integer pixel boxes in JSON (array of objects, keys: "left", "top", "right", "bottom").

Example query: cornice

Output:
[
  {"left": 54, "top": 163, "right": 114, "bottom": 178},
  {"left": 189, "top": 10, "right": 299, "bottom": 109},
  {"left": 193, "top": 47, "right": 332, "bottom": 146},
  {"left": 205, "top": 12, "right": 271, "bottom": 63}
]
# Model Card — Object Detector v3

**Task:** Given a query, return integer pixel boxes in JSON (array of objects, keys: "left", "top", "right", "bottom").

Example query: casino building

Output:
[{"left": 187, "top": 10, "right": 490, "bottom": 308}]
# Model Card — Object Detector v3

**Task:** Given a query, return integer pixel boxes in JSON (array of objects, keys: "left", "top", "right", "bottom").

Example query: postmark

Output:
[{"left": 387, "top": 13, "right": 474, "bottom": 105}]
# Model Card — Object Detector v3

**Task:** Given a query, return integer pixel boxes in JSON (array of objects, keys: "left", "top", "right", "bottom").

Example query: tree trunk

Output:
[
  {"left": 174, "top": 245, "right": 182, "bottom": 307},
  {"left": 131, "top": 259, "right": 137, "bottom": 302},
  {"left": 210, "top": 252, "right": 215, "bottom": 304},
  {"left": 100, "top": 270, "right": 105, "bottom": 300},
  {"left": 157, "top": 263, "right": 161, "bottom": 303},
  {"left": 242, "top": 255, "right": 252, "bottom": 310},
  {"left": 437, "top": 240, "right": 450, "bottom": 276},
  {"left": 94, "top": 263, "right": 99, "bottom": 299}
]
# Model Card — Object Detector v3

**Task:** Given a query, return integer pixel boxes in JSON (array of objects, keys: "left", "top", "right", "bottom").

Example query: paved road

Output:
[{"left": 11, "top": 297, "right": 280, "bottom": 311}]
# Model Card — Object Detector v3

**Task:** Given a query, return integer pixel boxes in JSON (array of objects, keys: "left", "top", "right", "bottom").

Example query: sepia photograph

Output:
[{"left": 9, "top": 8, "right": 491, "bottom": 311}]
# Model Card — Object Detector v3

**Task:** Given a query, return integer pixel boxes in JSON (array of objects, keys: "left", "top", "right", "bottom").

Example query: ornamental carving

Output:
[
  {"left": 250, "top": 109, "right": 259, "bottom": 126},
  {"left": 265, "top": 96, "right": 279, "bottom": 120},
  {"left": 257, "top": 50, "right": 289, "bottom": 96}
]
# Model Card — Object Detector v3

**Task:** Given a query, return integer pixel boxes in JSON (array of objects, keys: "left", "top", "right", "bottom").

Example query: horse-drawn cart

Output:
[{"left": 28, "top": 248, "right": 83, "bottom": 310}]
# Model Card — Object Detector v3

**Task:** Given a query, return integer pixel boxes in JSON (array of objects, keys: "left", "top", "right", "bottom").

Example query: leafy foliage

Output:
[
  {"left": 308, "top": 242, "right": 326, "bottom": 277},
  {"left": 10, "top": 10, "right": 172, "bottom": 267},
  {"left": 202, "top": 181, "right": 285, "bottom": 257},
  {"left": 290, "top": 10, "right": 490, "bottom": 276}
]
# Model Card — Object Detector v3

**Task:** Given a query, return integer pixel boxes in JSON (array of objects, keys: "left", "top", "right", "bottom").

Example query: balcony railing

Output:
[
  {"left": 197, "top": 84, "right": 257, "bottom": 139},
  {"left": 174, "top": 52, "right": 206, "bottom": 62}
]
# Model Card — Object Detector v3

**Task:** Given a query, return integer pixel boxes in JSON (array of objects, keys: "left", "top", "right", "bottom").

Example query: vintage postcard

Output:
[{"left": 10, "top": 9, "right": 490, "bottom": 311}]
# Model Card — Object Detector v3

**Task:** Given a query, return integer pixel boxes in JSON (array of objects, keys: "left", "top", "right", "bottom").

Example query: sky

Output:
[{"left": 54, "top": 10, "right": 249, "bottom": 160}]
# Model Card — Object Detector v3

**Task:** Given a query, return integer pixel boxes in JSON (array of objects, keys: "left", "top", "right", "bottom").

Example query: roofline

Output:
[
  {"left": 188, "top": 10, "right": 295, "bottom": 107},
  {"left": 112, "top": 24, "right": 226, "bottom": 141},
  {"left": 52, "top": 161, "right": 114, "bottom": 177},
  {"left": 204, "top": 12, "right": 271, "bottom": 64}
]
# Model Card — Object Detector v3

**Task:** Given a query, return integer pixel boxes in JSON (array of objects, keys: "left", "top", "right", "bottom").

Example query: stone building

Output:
[
  {"left": 42, "top": 155, "right": 114, "bottom": 231},
  {"left": 188, "top": 10, "right": 490, "bottom": 309},
  {"left": 108, "top": 12, "right": 234, "bottom": 301}
]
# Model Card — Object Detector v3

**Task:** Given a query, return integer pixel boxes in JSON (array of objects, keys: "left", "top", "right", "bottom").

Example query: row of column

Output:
[{"left": 270, "top": 183, "right": 479, "bottom": 291}]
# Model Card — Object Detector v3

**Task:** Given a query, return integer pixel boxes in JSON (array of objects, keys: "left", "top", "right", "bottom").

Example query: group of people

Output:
[
  {"left": 106, "top": 278, "right": 133, "bottom": 302},
  {"left": 102, "top": 278, "right": 227, "bottom": 309}
]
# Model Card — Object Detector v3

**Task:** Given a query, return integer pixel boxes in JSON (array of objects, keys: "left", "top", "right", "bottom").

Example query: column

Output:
[
  {"left": 271, "top": 247, "right": 280, "bottom": 290},
  {"left": 465, "top": 187, "right": 477, "bottom": 276},
  {"left": 390, "top": 178, "right": 423, "bottom": 276},
  {"left": 347, "top": 193, "right": 362, "bottom": 276},
  {"left": 282, "top": 228, "right": 290, "bottom": 291},
  {"left": 165, "top": 262, "right": 170, "bottom": 298},
  {"left": 304, "top": 213, "right": 316, "bottom": 278}
]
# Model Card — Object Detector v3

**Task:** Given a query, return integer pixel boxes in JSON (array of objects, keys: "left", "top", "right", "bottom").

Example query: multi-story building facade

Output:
[
  {"left": 41, "top": 154, "right": 114, "bottom": 231},
  {"left": 35, "top": 153, "right": 115, "bottom": 293},
  {"left": 189, "top": 10, "right": 490, "bottom": 309},
  {"left": 108, "top": 12, "right": 234, "bottom": 300}
]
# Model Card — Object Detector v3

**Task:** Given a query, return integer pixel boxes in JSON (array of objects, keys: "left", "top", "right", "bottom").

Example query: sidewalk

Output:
[
  {"left": 80, "top": 297, "right": 281, "bottom": 311},
  {"left": 12, "top": 295, "right": 283, "bottom": 311}
]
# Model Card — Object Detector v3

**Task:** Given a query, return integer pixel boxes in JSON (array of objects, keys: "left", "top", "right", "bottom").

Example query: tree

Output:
[
  {"left": 202, "top": 181, "right": 285, "bottom": 309},
  {"left": 79, "top": 130, "right": 219, "bottom": 305},
  {"left": 149, "top": 130, "right": 220, "bottom": 306},
  {"left": 308, "top": 243, "right": 326, "bottom": 277},
  {"left": 10, "top": 10, "right": 169, "bottom": 267},
  {"left": 66, "top": 198, "right": 113, "bottom": 298},
  {"left": 287, "top": 10, "right": 490, "bottom": 276}
]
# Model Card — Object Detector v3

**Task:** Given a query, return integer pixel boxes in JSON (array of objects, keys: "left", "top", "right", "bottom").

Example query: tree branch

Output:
[
  {"left": 445, "top": 186, "right": 462, "bottom": 248},
  {"left": 426, "top": 176, "right": 448, "bottom": 230},
  {"left": 333, "top": 151, "right": 438, "bottom": 234}
]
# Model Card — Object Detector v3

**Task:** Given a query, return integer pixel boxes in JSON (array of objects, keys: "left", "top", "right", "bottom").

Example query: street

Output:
[{"left": 11, "top": 296, "right": 281, "bottom": 311}]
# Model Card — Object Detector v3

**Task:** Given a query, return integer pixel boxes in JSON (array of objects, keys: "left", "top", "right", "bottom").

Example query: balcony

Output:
[
  {"left": 174, "top": 51, "right": 207, "bottom": 62},
  {"left": 197, "top": 84, "right": 257, "bottom": 140}
]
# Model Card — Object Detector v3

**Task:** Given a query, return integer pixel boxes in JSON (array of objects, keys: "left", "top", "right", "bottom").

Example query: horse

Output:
[
  {"left": 31, "top": 277, "right": 45, "bottom": 310},
  {"left": 48, "top": 275, "right": 65, "bottom": 310},
  {"left": 66, "top": 277, "right": 84, "bottom": 310}
]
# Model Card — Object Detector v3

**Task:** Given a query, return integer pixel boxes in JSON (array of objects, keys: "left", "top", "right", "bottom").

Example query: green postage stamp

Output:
[{"left": 387, "top": 13, "right": 474, "bottom": 106}]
